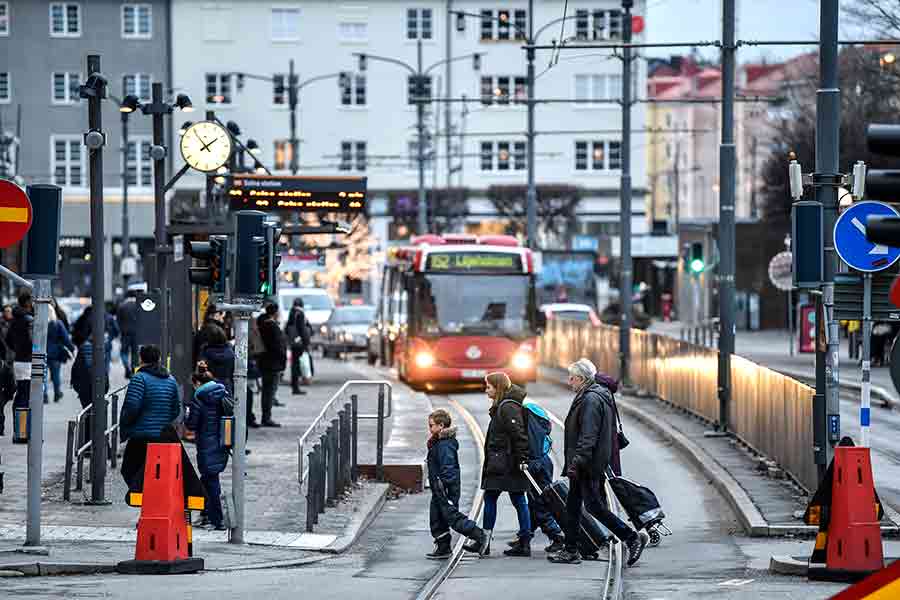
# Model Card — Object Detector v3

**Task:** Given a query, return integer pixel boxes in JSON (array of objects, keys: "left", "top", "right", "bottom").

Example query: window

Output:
[
  {"left": 480, "top": 9, "right": 526, "bottom": 41},
  {"left": 407, "top": 75, "right": 432, "bottom": 104},
  {"left": 50, "top": 3, "right": 80, "bottom": 36},
  {"left": 51, "top": 136, "right": 84, "bottom": 186},
  {"left": 202, "top": 3, "right": 231, "bottom": 40},
  {"left": 122, "top": 4, "right": 151, "bottom": 38},
  {"left": 206, "top": 73, "right": 233, "bottom": 104},
  {"left": 575, "top": 140, "right": 621, "bottom": 171},
  {"left": 52, "top": 72, "right": 80, "bottom": 104},
  {"left": 340, "top": 73, "right": 366, "bottom": 106},
  {"left": 406, "top": 8, "right": 432, "bottom": 40},
  {"left": 0, "top": 2, "right": 9, "bottom": 36},
  {"left": 273, "top": 74, "right": 286, "bottom": 105},
  {"left": 123, "top": 73, "right": 151, "bottom": 103},
  {"left": 124, "top": 138, "right": 152, "bottom": 187},
  {"left": 271, "top": 7, "right": 300, "bottom": 41},
  {"left": 339, "top": 141, "right": 366, "bottom": 171},
  {"left": 575, "top": 9, "right": 622, "bottom": 41},
  {"left": 574, "top": 74, "right": 622, "bottom": 102},
  {"left": 407, "top": 139, "right": 433, "bottom": 170},
  {"left": 0, "top": 72, "right": 9, "bottom": 103},
  {"left": 480, "top": 141, "right": 526, "bottom": 171},
  {"left": 339, "top": 19, "right": 367, "bottom": 42},
  {"left": 480, "top": 75, "right": 526, "bottom": 105},
  {"left": 274, "top": 140, "right": 294, "bottom": 170}
]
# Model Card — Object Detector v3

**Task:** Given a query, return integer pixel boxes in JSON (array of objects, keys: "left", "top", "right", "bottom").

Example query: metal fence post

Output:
[
  {"left": 351, "top": 394, "right": 358, "bottom": 483},
  {"left": 336, "top": 409, "right": 346, "bottom": 493},
  {"left": 328, "top": 418, "right": 339, "bottom": 504},
  {"left": 306, "top": 446, "right": 318, "bottom": 532},
  {"left": 63, "top": 420, "right": 76, "bottom": 501},
  {"left": 110, "top": 393, "right": 119, "bottom": 469},
  {"left": 376, "top": 385, "right": 385, "bottom": 482},
  {"left": 341, "top": 404, "right": 350, "bottom": 490}
]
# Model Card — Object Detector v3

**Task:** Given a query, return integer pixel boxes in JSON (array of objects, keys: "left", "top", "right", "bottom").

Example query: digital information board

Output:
[
  {"left": 425, "top": 252, "right": 523, "bottom": 273},
  {"left": 227, "top": 175, "right": 367, "bottom": 214}
]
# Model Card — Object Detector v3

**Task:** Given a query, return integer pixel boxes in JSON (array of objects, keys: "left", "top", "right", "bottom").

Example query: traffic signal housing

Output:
[
  {"left": 233, "top": 210, "right": 265, "bottom": 298},
  {"left": 187, "top": 235, "right": 228, "bottom": 293},
  {"left": 865, "top": 124, "right": 900, "bottom": 202},
  {"left": 258, "top": 223, "right": 283, "bottom": 298},
  {"left": 687, "top": 242, "right": 705, "bottom": 275}
]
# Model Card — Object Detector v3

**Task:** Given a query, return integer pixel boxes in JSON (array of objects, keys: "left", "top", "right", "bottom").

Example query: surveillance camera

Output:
[
  {"left": 149, "top": 145, "right": 167, "bottom": 161},
  {"left": 84, "top": 129, "right": 106, "bottom": 150}
]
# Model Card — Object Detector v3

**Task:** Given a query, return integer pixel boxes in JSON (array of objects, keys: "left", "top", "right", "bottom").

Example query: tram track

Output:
[{"left": 415, "top": 395, "right": 623, "bottom": 600}]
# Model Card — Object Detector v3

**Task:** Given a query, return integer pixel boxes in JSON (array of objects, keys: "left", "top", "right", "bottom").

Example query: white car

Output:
[
  {"left": 540, "top": 303, "right": 601, "bottom": 326},
  {"left": 277, "top": 287, "right": 335, "bottom": 328}
]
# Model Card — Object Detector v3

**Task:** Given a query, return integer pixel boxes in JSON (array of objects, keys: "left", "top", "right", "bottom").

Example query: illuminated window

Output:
[
  {"left": 52, "top": 71, "right": 80, "bottom": 104},
  {"left": 480, "top": 9, "right": 526, "bottom": 41},
  {"left": 406, "top": 8, "right": 432, "bottom": 40},
  {"left": 50, "top": 3, "right": 80, "bottom": 37},
  {"left": 575, "top": 140, "right": 621, "bottom": 171},
  {"left": 0, "top": 3, "right": 9, "bottom": 36},
  {"left": 480, "top": 75, "right": 525, "bottom": 105},
  {"left": 122, "top": 4, "right": 151, "bottom": 39},
  {"left": 575, "top": 9, "right": 621, "bottom": 41},
  {"left": 51, "top": 135, "right": 84, "bottom": 186},
  {"left": 123, "top": 73, "right": 151, "bottom": 103},
  {"left": 274, "top": 140, "right": 293, "bottom": 171},
  {"left": 340, "top": 141, "right": 366, "bottom": 171},
  {"left": 205, "top": 73, "right": 233, "bottom": 104},
  {"left": 271, "top": 7, "right": 300, "bottom": 41},
  {"left": 0, "top": 72, "right": 9, "bottom": 103},
  {"left": 480, "top": 141, "right": 526, "bottom": 171}
]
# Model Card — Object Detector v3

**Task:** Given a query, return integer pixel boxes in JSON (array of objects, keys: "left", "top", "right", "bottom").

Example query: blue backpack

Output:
[{"left": 523, "top": 400, "right": 552, "bottom": 460}]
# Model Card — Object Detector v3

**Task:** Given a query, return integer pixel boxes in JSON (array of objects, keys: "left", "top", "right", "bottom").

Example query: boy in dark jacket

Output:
[
  {"left": 425, "top": 408, "right": 487, "bottom": 559},
  {"left": 186, "top": 366, "right": 230, "bottom": 530}
]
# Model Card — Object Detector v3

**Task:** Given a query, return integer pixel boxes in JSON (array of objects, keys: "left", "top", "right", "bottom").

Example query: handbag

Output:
[
  {"left": 299, "top": 351, "right": 312, "bottom": 380},
  {"left": 613, "top": 401, "right": 630, "bottom": 450}
]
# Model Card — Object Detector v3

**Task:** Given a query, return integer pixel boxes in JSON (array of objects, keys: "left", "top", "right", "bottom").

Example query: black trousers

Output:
[
  {"left": 430, "top": 481, "right": 479, "bottom": 540},
  {"left": 289, "top": 347, "right": 305, "bottom": 388},
  {"left": 565, "top": 476, "right": 634, "bottom": 553},
  {"left": 261, "top": 371, "right": 278, "bottom": 422}
]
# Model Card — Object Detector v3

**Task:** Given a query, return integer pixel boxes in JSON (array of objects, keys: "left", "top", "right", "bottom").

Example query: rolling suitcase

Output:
[
  {"left": 606, "top": 468, "right": 670, "bottom": 547},
  {"left": 523, "top": 469, "right": 611, "bottom": 558}
]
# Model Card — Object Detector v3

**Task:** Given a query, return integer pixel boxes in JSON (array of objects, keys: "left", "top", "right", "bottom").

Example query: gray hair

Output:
[{"left": 567, "top": 358, "right": 597, "bottom": 385}]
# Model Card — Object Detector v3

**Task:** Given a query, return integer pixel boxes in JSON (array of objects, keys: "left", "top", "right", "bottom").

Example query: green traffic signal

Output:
[{"left": 689, "top": 258, "right": 705, "bottom": 274}]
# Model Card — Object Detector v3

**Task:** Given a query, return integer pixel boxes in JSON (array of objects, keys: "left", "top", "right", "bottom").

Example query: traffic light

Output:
[
  {"left": 688, "top": 242, "right": 705, "bottom": 274},
  {"left": 866, "top": 124, "right": 900, "bottom": 202},
  {"left": 258, "top": 222, "right": 283, "bottom": 297},
  {"left": 233, "top": 210, "right": 265, "bottom": 298},
  {"left": 187, "top": 235, "right": 227, "bottom": 292}
]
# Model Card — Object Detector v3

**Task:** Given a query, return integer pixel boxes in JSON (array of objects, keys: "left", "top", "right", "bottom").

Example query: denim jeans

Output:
[
  {"left": 120, "top": 334, "right": 138, "bottom": 377},
  {"left": 482, "top": 489, "right": 532, "bottom": 539},
  {"left": 47, "top": 360, "right": 62, "bottom": 397},
  {"left": 201, "top": 473, "right": 224, "bottom": 528}
]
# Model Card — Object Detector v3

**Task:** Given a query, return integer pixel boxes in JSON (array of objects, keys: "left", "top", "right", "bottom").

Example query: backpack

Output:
[
  {"left": 220, "top": 388, "right": 235, "bottom": 416},
  {"left": 523, "top": 400, "right": 553, "bottom": 460}
]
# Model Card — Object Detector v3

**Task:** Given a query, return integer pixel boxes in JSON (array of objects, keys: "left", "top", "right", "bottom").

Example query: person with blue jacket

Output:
[
  {"left": 46, "top": 305, "right": 75, "bottom": 403},
  {"left": 186, "top": 365, "right": 230, "bottom": 530},
  {"left": 425, "top": 408, "right": 487, "bottom": 559},
  {"left": 119, "top": 345, "right": 181, "bottom": 493}
]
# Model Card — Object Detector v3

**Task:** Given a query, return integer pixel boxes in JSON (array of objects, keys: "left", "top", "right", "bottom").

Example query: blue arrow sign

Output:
[{"left": 834, "top": 200, "right": 900, "bottom": 272}]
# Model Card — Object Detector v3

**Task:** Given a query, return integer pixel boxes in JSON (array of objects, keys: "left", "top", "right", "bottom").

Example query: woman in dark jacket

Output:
[
  {"left": 468, "top": 371, "right": 532, "bottom": 557},
  {"left": 186, "top": 367, "right": 230, "bottom": 530},
  {"left": 46, "top": 307, "right": 75, "bottom": 403},
  {"left": 199, "top": 324, "right": 235, "bottom": 396}
]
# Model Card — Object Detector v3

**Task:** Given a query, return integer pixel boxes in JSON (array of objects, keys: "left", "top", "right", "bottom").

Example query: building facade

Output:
[{"left": 0, "top": 0, "right": 171, "bottom": 296}]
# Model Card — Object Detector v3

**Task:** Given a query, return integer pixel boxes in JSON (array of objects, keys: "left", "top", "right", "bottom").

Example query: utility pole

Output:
[
  {"left": 121, "top": 110, "right": 131, "bottom": 289},
  {"left": 150, "top": 82, "right": 170, "bottom": 366},
  {"left": 445, "top": 0, "right": 453, "bottom": 194},
  {"left": 716, "top": 0, "right": 737, "bottom": 433},
  {"left": 816, "top": 0, "right": 842, "bottom": 478},
  {"left": 619, "top": 0, "right": 634, "bottom": 386},
  {"left": 673, "top": 140, "right": 681, "bottom": 234},
  {"left": 86, "top": 55, "right": 109, "bottom": 502},
  {"left": 750, "top": 136, "right": 758, "bottom": 219},
  {"left": 525, "top": 0, "right": 537, "bottom": 249},
  {"left": 289, "top": 59, "right": 299, "bottom": 175},
  {"left": 417, "top": 38, "right": 427, "bottom": 235}
]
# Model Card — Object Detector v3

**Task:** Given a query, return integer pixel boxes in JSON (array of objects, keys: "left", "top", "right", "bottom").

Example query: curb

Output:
[
  {"left": 0, "top": 562, "right": 117, "bottom": 576},
  {"left": 769, "top": 555, "right": 809, "bottom": 577},
  {"left": 324, "top": 481, "right": 390, "bottom": 554},
  {"left": 773, "top": 366, "right": 899, "bottom": 410}
]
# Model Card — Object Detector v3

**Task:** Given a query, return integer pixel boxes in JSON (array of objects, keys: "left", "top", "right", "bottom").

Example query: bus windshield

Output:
[{"left": 415, "top": 274, "right": 532, "bottom": 337}]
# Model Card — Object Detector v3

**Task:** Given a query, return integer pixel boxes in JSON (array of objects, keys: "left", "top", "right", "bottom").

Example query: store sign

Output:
[
  {"left": 425, "top": 252, "right": 522, "bottom": 272},
  {"left": 226, "top": 175, "right": 367, "bottom": 214}
]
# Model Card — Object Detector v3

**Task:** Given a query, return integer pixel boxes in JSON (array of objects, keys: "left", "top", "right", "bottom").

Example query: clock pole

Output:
[{"left": 151, "top": 82, "right": 170, "bottom": 365}]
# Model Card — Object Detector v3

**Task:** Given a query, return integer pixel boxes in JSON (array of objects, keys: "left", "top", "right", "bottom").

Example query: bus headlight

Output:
[
  {"left": 415, "top": 351, "right": 435, "bottom": 368},
  {"left": 512, "top": 353, "right": 532, "bottom": 370}
]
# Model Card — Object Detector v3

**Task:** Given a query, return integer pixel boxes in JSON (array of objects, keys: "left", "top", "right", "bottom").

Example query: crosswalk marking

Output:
[{"left": 718, "top": 578, "right": 755, "bottom": 586}]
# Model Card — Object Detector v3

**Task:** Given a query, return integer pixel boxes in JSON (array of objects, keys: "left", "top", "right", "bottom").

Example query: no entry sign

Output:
[{"left": 0, "top": 179, "right": 33, "bottom": 249}]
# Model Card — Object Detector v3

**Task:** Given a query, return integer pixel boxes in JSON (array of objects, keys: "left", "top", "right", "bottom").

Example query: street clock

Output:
[{"left": 179, "top": 120, "right": 233, "bottom": 173}]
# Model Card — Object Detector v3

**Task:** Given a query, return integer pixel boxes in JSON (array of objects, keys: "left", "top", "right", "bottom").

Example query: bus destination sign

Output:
[
  {"left": 226, "top": 175, "right": 367, "bottom": 214},
  {"left": 426, "top": 252, "right": 523, "bottom": 273}
]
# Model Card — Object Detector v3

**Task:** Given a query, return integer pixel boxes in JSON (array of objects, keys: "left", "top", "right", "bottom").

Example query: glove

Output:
[
  {"left": 519, "top": 462, "right": 529, "bottom": 473},
  {"left": 527, "top": 458, "right": 544, "bottom": 473},
  {"left": 566, "top": 463, "right": 578, "bottom": 479}
]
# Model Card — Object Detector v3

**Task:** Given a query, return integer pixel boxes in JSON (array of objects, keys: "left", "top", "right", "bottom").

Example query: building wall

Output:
[{"left": 0, "top": 0, "right": 171, "bottom": 239}]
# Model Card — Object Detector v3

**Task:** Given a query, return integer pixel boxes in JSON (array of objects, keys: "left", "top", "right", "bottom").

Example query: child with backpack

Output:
[
  {"left": 425, "top": 408, "right": 488, "bottom": 559},
  {"left": 186, "top": 362, "right": 233, "bottom": 530}
]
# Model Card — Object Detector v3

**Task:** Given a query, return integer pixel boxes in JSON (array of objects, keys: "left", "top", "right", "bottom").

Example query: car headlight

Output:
[
  {"left": 415, "top": 351, "right": 435, "bottom": 368},
  {"left": 320, "top": 325, "right": 328, "bottom": 335},
  {"left": 512, "top": 353, "right": 532, "bottom": 370}
]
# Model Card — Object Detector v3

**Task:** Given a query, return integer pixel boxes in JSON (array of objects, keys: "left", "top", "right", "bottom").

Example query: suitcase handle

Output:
[{"left": 522, "top": 465, "right": 544, "bottom": 495}]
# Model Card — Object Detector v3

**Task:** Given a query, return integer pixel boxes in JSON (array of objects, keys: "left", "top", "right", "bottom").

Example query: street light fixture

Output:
[
  {"left": 175, "top": 93, "right": 194, "bottom": 112},
  {"left": 358, "top": 54, "right": 367, "bottom": 72},
  {"left": 226, "top": 121, "right": 242, "bottom": 137},
  {"left": 120, "top": 94, "right": 140, "bottom": 113},
  {"left": 247, "top": 139, "right": 261, "bottom": 155},
  {"left": 178, "top": 121, "right": 194, "bottom": 136}
]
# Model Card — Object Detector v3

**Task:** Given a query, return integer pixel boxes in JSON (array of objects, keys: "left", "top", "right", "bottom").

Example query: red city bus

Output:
[{"left": 370, "top": 234, "right": 544, "bottom": 390}]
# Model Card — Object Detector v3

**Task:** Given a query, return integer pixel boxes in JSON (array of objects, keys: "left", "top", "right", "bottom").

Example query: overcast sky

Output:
[{"left": 645, "top": 0, "right": 865, "bottom": 61}]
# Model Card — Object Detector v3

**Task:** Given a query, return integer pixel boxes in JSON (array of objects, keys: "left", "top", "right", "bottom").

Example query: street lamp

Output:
[
  {"left": 177, "top": 121, "right": 194, "bottom": 136},
  {"left": 175, "top": 93, "right": 194, "bottom": 112},
  {"left": 247, "top": 139, "right": 261, "bottom": 155}
]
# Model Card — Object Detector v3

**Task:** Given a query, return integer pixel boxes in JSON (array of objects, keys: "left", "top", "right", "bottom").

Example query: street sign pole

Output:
[
  {"left": 25, "top": 278, "right": 50, "bottom": 549},
  {"left": 788, "top": 287, "right": 795, "bottom": 357},
  {"left": 862, "top": 273, "right": 872, "bottom": 448}
]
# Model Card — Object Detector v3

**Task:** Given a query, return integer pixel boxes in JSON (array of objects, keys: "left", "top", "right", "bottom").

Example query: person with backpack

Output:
[{"left": 186, "top": 362, "right": 232, "bottom": 530}]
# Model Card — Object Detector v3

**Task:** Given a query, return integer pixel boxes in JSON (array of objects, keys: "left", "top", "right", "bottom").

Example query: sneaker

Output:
[
  {"left": 547, "top": 548, "right": 582, "bottom": 564},
  {"left": 544, "top": 536, "right": 566, "bottom": 554},
  {"left": 503, "top": 537, "right": 531, "bottom": 557},
  {"left": 625, "top": 533, "right": 648, "bottom": 567},
  {"left": 639, "top": 530, "right": 651, "bottom": 550},
  {"left": 193, "top": 514, "right": 210, "bottom": 528}
]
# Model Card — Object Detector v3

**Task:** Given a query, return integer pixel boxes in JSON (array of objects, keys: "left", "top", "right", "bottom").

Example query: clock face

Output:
[{"left": 179, "top": 121, "right": 234, "bottom": 172}]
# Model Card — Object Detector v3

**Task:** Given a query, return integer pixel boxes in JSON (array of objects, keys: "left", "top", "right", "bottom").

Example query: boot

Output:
[
  {"left": 463, "top": 528, "right": 491, "bottom": 557},
  {"left": 544, "top": 534, "right": 566, "bottom": 554},
  {"left": 503, "top": 535, "right": 531, "bottom": 557},
  {"left": 425, "top": 535, "right": 452, "bottom": 560},
  {"left": 625, "top": 532, "right": 648, "bottom": 567},
  {"left": 547, "top": 548, "right": 582, "bottom": 564}
]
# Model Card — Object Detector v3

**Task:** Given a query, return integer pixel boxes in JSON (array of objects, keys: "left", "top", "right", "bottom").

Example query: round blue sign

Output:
[{"left": 833, "top": 201, "right": 900, "bottom": 272}]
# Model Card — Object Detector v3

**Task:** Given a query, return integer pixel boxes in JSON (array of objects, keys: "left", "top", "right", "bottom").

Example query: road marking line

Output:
[{"left": 718, "top": 578, "right": 755, "bottom": 586}]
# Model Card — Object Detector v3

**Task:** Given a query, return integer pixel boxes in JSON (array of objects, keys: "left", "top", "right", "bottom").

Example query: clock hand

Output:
[{"left": 194, "top": 130, "right": 215, "bottom": 152}]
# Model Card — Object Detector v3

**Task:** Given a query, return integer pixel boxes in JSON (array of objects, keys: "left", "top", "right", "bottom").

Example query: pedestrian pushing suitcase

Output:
[
  {"left": 606, "top": 468, "right": 670, "bottom": 547},
  {"left": 523, "top": 468, "right": 612, "bottom": 559}
]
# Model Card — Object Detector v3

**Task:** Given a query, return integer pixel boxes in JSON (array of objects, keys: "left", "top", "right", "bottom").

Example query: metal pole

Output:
[
  {"left": 716, "top": 0, "right": 736, "bottom": 432},
  {"left": 289, "top": 59, "right": 299, "bottom": 175},
  {"left": 445, "top": 0, "right": 453, "bottom": 195},
  {"left": 121, "top": 111, "right": 131, "bottom": 289},
  {"left": 230, "top": 313, "right": 249, "bottom": 544},
  {"left": 351, "top": 394, "right": 358, "bottom": 482},
  {"left": 376, "top": 385, "right": 385, "bottom": 481},
  {"left": 417, "top": 38, "right": 427, "bottom": 235},
  {"left": 862, "top": 273, "right": 872, "bottom": 447},
  {"left": 817, "top": 0, "right": 842, "bottom": 475},
  {"left": 88, "top": 54, "right": 108, "bottom": 503},
  {"left": 619, "top": 0, "right": 634, "bottom": 385},
  {"left": 151, "top": 82, "right": 169, "bottom": 366},
  {"left": 788, "top": 288, "right": 795, "bottom": 356},
  {"left": 24, "top": 279, "right": 50, "bottom": 547},
  {"left": 525, "top": 0, "right": 537, "bottom": 249}
]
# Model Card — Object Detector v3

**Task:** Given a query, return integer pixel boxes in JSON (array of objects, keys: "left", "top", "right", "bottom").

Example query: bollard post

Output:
[
  {"left": 317, "top": 439, "right": 327, "bottom": 516},
  {"left": 306, "top": 447, "right": 318, "bottom": 532},
  {"left": 342, "top": 403, "right": 351, "bottom": 489},
  {"left": 63, "top": 420, "right": 76, "bottom": 501},
  {"left": 328, "top": 419, "right": 339, "bottom": 504},
  {"left": 351, "top": 394, "right": 358, "bottom": 483},
  {"left": 337, "top": 409, "right": 346, "bottom": 493},
  {"left": 376, "top": 385, "right": 385, "bottom": 482},
  {"left": 110, "top": 393, "right": 119, "bottom": 469},
  {"left": 76, "top": 447, "right": 84, "bottom": 492}
]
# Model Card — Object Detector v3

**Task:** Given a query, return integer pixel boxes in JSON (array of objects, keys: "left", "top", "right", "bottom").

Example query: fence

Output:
[
  {"left": 63, "top": 383, "right": 127, "bottom": 501},
  {"left": 297, "top": 380, "right": 392, "bottom": 532},
  {"left": 540, "top": 320, "right": 817, "bottom": 492}
]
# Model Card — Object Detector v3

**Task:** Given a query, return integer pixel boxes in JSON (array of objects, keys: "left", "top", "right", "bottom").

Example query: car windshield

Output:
[
  {"left": 415, "top": 274, "right": 532, "bottom": 337},
  {"left": 331, "top": 307, "right": 375, "bottom": 324},
  {"left": 553, "top": 310, "right": 590, "bottom": 321}
]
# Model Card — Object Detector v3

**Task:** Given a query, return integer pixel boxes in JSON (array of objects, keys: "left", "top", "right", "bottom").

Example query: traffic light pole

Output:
[
  {"left": 151, "top": 82, "right": 170, "bottom": 367},
  {"left": 289, "top": 59, "right": 299, "bottom": 175},
  {"left": 25, "top": 278, "right": 50, "bottom": 549},
  {"left": 416, "top": 38, "right": 427, "bottom": 235},
  {"left": 525, "top": 0, "right": 537, "bottom": 250},
  {"left": 618, "top": 0, "right": 634, "bottom": 386}
]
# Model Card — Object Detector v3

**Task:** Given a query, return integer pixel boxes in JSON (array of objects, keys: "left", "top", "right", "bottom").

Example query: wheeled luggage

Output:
[
  {"left": 523, "top": 469, "right": 611, "bottom": 558},
  {"left": 606, "top": 468, "right": 670, "bottom": 546}
]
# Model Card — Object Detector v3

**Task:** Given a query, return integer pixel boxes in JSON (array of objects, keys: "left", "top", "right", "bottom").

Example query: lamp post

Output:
[{"left": 353, "top": 45, "right": 482, "bottom": 235}]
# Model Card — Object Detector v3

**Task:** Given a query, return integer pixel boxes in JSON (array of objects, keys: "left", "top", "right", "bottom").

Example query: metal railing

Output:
[
  {"left": 297, "top": 380, "right": 392, "bottom": 532},
  {"left": 63, "top": 383, "right": 127, "bottom": 501},
  {"left": 679, "top": 319, "right": 720, "bottom": 348},
  {"left": 540, "top": 321, "right": 818, "bottom": 492}
]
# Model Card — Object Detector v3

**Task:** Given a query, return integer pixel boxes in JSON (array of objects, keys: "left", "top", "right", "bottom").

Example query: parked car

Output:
[
  {"left": 276, "top": 287, "right": 335, "bottom": 328},
  {"left": 320, "top": 305, "right": 376, "bottom": 359},
  {"left": 541, "top": 303, "right": 602, "bottom": 326}
]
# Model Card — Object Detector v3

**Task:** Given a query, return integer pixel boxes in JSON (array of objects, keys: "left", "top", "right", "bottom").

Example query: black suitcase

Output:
[
  {"left": 524, "top": 470, "right": 611, "bottom": 557},
  {"left": 606, "top": 470, "right": 666, "bottom": 531}
]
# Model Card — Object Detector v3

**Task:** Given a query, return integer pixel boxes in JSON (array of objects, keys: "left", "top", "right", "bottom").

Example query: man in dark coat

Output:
[
  {"left": 7, "top": 292, "right": 34, "bottom": 413},
  {"left": 257, "top": 304, "right": 286, "bottom": 427},
  {"left": 284, "top": 299, "right": 311, "bottom": 395},
  {"left": 116, "top": 291, "right": 140, "bottom": 379},
  {"left": 549, "top": 358, "right": 646, "bottom": 567}
]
